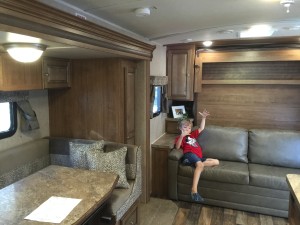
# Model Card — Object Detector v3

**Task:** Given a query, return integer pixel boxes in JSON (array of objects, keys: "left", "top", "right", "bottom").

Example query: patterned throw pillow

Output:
[
  {"left": 69, "top": 140, "right": 104, "bottom": 169},
  {"left": 86, "top": 146, "right": 129, "bottom": 189}
]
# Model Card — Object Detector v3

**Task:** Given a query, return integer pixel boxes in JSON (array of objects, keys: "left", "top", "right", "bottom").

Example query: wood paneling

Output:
[
  {"left": 49, "top": 59, "right": 127, "bottom": 142},
  {"left": 196, "top": 84, "right": 300, "bottom": 130}
]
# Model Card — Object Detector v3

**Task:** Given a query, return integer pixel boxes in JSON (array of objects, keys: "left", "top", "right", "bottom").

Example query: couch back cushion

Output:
[
  {"left": 249, "top": 129, "right": 300, "bottom": 168},
  {"left": 49, "top": 138, "right": 138, "bottom": 180},
  {"left": 197, "top": 125, "right": 248, "bottom": 163}
]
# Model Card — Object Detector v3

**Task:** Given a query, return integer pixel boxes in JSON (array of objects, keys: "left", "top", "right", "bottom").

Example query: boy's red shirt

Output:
[{"left": 175, "top": 129, "right": 203, "bottom": 158}]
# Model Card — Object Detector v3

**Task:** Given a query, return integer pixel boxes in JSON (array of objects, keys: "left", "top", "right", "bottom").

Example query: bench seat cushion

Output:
[
  {"left": 249, "top": 163, "right": 300, "bottom": 191},
  {"left": 178, "top": 160, "right": 249, "bottom": 185}
]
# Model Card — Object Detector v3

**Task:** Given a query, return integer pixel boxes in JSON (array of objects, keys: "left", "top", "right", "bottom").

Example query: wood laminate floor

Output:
[{"left": 139, "top": 198, "right": 289, "bottom": 225}]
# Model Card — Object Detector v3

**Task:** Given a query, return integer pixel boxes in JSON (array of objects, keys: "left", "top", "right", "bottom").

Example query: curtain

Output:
[
  {"left": 150, "top": 76, "right": 168, "bottom": 119},
  {"left": 17, "top": 100, "right": 40, "bottom": 132}
]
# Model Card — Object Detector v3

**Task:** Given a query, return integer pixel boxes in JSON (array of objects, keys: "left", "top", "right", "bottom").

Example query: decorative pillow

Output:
[
  {"left": 86, "top": 146, "right": 129, "bottom": 189},
  {"left": 69, "top": 140, "right": 104, "bottom": 169}
]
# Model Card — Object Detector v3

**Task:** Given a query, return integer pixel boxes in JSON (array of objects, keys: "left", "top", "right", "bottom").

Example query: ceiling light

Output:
[
  {"left": 280, "top": 0, "right": 295, "bottom": 13},
  {"left": 239, "top": 25, "right": 275, "bottom": 38},
  {"left": 203, "top": 41, "right": 213, "bottom": 47},
  {"left": 134, "top": 8, "right": 151, "bottom": 17},
  {"left": 3, "top": 43, "right": 47, "bottom": 63}
]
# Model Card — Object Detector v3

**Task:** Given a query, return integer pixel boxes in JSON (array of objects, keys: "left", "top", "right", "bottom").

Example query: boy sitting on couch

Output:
[{"left": 174, "top": 109, "right": 219, "bottom": 202}]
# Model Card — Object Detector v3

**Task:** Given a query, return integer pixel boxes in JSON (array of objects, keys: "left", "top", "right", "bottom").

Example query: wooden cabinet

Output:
[
  {"left": 42, "top": 57, "right": 71, "bottom": 88},
  {"left": 0, "top": 54, "right": 71, "bottom": 91},
  {"left": 0, "top": 53, "right": 42, "bottom": 91},
  {"left": 151, "top": 146, "right": 170, "bottom": 198},
  {"left": 121, "top": 202, "right": 139, "bottom": 225},
  {"left": 49, "top": 58, "right": 136, "bottom": 143},
  {"left": 287, "top": 174, "right": 300, "bottom": 225},
  {"left": 124, "top": 61, "right": 136, "bottom": 144},
  {"left": 167, "top": 44, "right": 195, "bottom": 101}
]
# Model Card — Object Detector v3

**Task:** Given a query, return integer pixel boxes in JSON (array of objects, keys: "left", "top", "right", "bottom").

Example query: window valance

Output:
[{"left": 150, "top": 76, "right": 168, "bottom": 85}]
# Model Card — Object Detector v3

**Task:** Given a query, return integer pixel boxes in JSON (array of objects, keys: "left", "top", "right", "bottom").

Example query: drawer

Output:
[{"left": 122, "top": 204, "right": 138, "bottom": 225}]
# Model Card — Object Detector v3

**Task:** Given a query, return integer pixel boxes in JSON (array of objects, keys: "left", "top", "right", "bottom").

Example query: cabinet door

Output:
[
  {"left": 124, "top": 62, "right": 136, "bottom": 144},
  {"left": 42, "top": 57, "right": 71, "bottom": 89},
  {"left": 0, "top": 53, "right": 42, "bottom": 91},
  {"left": 151, "top": 147, "right": 170, "bottom": 198},
  {"left": 167, "top": 45, "right": 195, "bottom": 100}
]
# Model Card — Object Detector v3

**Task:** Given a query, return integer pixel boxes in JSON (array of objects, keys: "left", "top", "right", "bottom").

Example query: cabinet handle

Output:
[
  {"left": 130, "top": 222, "right": 134, "bottom": 225},
  {"left": 45, "top": 73, "right": 49, "bottom": 76}
]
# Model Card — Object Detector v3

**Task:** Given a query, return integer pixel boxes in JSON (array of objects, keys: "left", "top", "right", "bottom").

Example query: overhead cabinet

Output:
[
  {"left": 0, "top": 53, "right": 71, "bottom": 91},
  {"left": 42, "top": 57, "right": 71, "bottom": 89},
  {"left": 0, "top": 53, "right": 42, "bottom": 91},
  {"left": 167, "top": 44, "right": 195, "bottom": 101}
]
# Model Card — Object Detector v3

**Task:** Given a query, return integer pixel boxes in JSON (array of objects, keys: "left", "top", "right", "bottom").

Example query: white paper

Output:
[{"left": 25, "top": 196, "right": 82, "bottom": 223}]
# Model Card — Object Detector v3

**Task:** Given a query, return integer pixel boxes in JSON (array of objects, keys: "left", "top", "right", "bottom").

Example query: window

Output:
[
  {"left": 0, "top": 102, "right": 17, "bottom": 139},
  {"left": 152, "top": 86, "right": 162, "bottom": 117}
]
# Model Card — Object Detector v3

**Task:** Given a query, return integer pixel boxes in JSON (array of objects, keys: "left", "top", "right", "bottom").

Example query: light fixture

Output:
[
  {"left": 3, "top": 43, "right": 47, "bottom": 63},
  {"left": 280, "top": 0, "right": 295, "bottom": 13},
  {"left": 239, "top": 25, "right": 275, "bottom": 38},
  {"left": 134, "top": 7, "right": 151, "bottom": 17},
  {"left": 203, "top": 41, "right": 213, "bottom": 47}
]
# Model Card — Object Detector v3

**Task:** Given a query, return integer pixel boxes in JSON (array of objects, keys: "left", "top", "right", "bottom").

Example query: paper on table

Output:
[{"left": 25, "top": 196, "right": 82, "bottom": 223}]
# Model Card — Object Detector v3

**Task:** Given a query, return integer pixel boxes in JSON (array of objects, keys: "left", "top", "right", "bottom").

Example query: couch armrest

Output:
[
  {"left": 168, "top": 148, "right": 183, "bottom": 200},
  {"left": 168, "top": 148, "right": 183, "bottom": 160}
]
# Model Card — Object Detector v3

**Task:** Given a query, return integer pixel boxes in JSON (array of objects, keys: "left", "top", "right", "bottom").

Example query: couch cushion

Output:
[
  {"left": 249, "top": 129, "right": 300, "bottom": 168},
  {"left": 178, "top": 160, "right": 249, "bottom": 185},
  {"left": 197, "top": 125, "right": 248, "bottom": 163},
  {"left": 86, "top": 147, "right": 130, "bottom": 189},
  {"left": 69, "top": 140, "right": 104, "bottom": 169},
  {"left": 249, "top": 163, "right": 300, "bottom": 191}
]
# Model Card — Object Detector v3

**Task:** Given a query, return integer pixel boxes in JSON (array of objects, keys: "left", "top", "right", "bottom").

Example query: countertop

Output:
[
  {"left": 286, "top": 174, "right": 300, "bottom": 209},
  {"left": 0, "top": 165, "right": 118, "bottom": 225},
  {"left": 152, "top": 133, "right": 178, "bottom": 149}
]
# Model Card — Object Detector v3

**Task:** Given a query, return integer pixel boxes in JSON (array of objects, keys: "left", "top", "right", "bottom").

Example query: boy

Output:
[{"left": 175, "top": 109, "right": 219, "bottom": 202}]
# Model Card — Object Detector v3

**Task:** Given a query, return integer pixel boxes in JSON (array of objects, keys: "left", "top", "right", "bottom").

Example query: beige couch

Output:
[
  {"left": 168, "top": 125, "right": 300, "bottom": 218},
  {"left": 0, "top": 137, "right": 142, "bottom": 225}
]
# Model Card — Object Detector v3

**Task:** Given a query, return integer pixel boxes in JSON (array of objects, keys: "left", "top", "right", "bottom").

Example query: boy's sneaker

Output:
[{"left": 191, "top": 192, "right": 204, "bottom": 203}]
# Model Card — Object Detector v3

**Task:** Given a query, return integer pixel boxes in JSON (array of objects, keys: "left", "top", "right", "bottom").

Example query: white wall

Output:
[
  {"left": 0, "top": 90, "right": 49, "bottom": 151},
  {"left": 150, "top": 44, "right": 167, "bottom": 144}
]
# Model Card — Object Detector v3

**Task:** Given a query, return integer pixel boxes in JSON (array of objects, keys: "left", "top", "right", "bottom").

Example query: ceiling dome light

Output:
[
  {"left": 203, "top": 41, "right": 213, "bottom": 47},
  {"left": 134, "top": 8, "right": 151, "bottom": 17},
  {"left": 3, "top": 43, "right": 47, "bottom": 63},
  {"left": 280, "top": 0, "right": 295, "bottom": 13},
  {"left": 239, "top": 25, "right": 275, "bottom": 38}
]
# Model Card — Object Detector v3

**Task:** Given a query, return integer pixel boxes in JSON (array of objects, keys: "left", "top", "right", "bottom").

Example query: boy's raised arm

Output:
[{"left": 198, "top": 109, "right": 210, "bottom": 132}]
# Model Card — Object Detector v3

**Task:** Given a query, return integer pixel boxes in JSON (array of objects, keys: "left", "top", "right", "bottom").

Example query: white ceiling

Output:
[
  {"left": 1, "top": 0, "right": 300, "bottom": 59},
  {"left": 46, "top": 0, "right": 300, "bottom": 45}
]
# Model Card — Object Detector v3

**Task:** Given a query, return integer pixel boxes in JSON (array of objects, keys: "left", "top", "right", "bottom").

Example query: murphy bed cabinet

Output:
[
  {"left": 167, "top": 44, "right": 195, "bottom": 101},
  {"left": 42, "top": 57, "right": 71, "bottom": 89},
  {"left": 0, "top": 53, "right": 42, "bottom": 91}
]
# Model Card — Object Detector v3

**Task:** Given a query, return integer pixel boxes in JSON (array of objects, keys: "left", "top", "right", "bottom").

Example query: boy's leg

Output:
[
  {"left": 192, "top": 161, "right": 204, "bottom": 193},
  {"left": 203, "top": 158, "right": 219, "bottom": 167}
]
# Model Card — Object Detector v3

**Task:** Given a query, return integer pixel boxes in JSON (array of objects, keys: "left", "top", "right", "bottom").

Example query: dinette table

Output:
[{"left": 0, "top": 165, "right": 118, "bottom": 225}]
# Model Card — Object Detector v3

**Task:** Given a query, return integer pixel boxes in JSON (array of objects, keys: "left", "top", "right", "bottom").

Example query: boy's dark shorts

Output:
[{"left": 181, "top": 152, "right": 206, "bottom": 167}]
